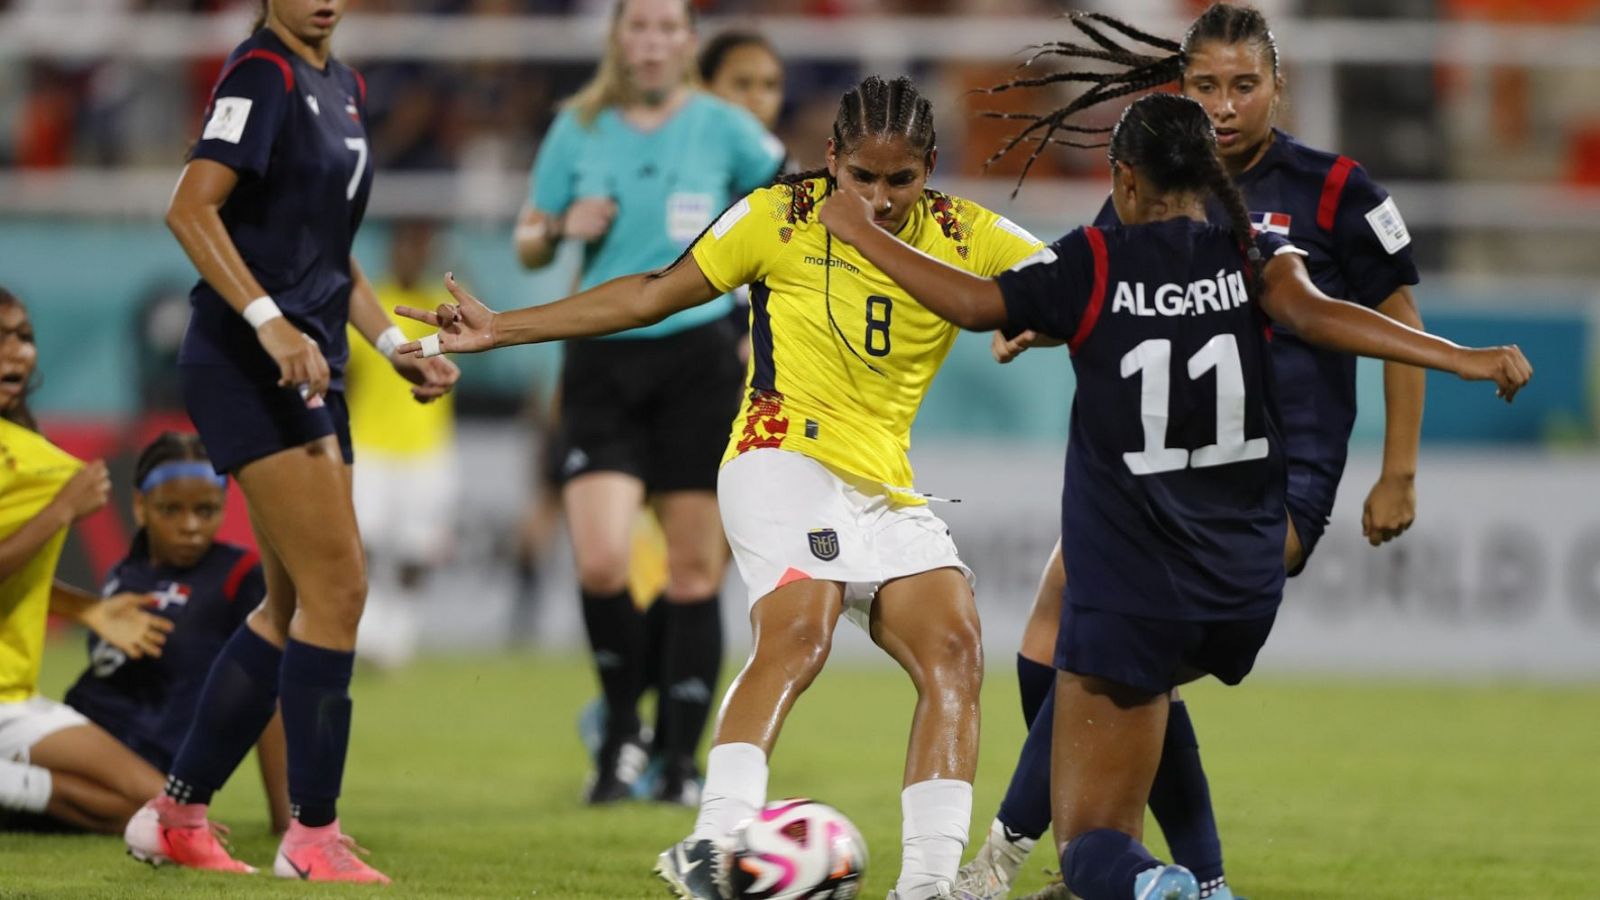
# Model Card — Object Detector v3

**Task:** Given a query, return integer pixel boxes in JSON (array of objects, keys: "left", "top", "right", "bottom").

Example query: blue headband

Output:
[{"left": 139, "top": 461, "right": 227, "bottom": 493}]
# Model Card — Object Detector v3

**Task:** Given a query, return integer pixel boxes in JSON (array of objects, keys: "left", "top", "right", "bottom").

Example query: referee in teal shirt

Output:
[{"left": 513, "top": 0, "right": 782, "bottom": 808}]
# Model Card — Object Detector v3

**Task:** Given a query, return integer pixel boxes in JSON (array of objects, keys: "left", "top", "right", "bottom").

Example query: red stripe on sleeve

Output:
[
  {"left": 211, "top": 49, "right": 294, "bottom": 101},
  {"left": 223, "top": 550, "right": 261, "bottom": 602},
  {"left": 1316, "top": 155, "right": 1357, "bottom": 232},
  {"left": 1067, "top": 226, "right": 1110, "bottom": 354},
  {"left": 352, "top": 68, "right": 366, "bottom": 104}
]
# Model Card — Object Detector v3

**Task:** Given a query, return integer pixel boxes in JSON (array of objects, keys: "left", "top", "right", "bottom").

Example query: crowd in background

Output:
[{"left": 4, "top": 0, "right": 1600, "bottom": 193}]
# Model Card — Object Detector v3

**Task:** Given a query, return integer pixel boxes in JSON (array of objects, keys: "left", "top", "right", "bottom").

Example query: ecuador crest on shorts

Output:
[{"left": 808, "top": 528, "right": 840, "bottom": 561}]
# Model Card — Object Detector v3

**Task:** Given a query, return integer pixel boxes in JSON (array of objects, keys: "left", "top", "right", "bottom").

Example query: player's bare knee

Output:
[
  {"left": 753, "top": 618, "right": 833, "bottom": 684},
  {"left": 301, "top": 577, "right": 368, "bottom": 636},
  {"left": 664, "top": 557, "right": 721, "bottom": 599},
  {"left": 912, "top": 619, "right": 983, "bottom": 698},
  {"left": 574, "top": 550, "right": 631, "bottom": 595}
]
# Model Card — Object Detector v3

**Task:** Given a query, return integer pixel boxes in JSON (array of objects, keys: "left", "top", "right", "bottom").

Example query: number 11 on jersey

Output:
[{"left": 1120, "top": 334, "right": 1268, "bottom": 476}]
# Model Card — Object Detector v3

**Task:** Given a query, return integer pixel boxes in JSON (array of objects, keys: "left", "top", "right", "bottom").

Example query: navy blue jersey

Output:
[
  {"left": 1096, "top": 131, "right": 1420, "bottom": 536},
  {"left": 178, "top": 29, "right": 373, "bottom": 389},
  {"left": 998, "top": 220, "right": 1299, "bottom": 621},
  {"left": 63, "top": 538, "right": 263, "bottom": 770}
]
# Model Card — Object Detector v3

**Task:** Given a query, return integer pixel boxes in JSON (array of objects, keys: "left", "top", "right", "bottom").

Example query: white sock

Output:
[
  {"left": 0, "top": 758, "right": 52, "bottom": 813},
  {"left": 896, "top": 778, "right": 972, "bottom": 899},
  {"left": 689, "top": 742, "right": 767, "bottom": 843}
]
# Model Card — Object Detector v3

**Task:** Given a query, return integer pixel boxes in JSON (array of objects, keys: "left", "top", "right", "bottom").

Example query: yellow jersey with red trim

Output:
[
  {"left": 691, "top": 177, "right": 1043, "bottom": 500},
  {"left": 0, "top": 419, "right": 82, "bottom": 702}
]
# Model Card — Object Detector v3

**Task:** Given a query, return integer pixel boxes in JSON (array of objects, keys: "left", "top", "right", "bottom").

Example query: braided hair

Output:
[
  {"left": 783, "top": 75, "right": 937, "bottom": 190},
  {"left": 982, "top": 3, "right": 1279, "bottom": 190},
  {"left": 1109, "top": 93, "right": 1264, "bottom": 304},
  {"left": 133, "top": 432, "right": 212, "bottom": 492}
]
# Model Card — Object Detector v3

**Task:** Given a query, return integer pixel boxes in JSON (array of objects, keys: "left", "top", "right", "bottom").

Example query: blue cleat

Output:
[
  {"left": 1134, "top": 864, "right": 1199, "bottom": 900},
  {"left": 577, "top": 697, "right": 607, "bottom": 762}
]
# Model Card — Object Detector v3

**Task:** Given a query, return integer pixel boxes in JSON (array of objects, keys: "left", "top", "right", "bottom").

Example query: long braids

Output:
[{"left": 982, "top": 4, "right": 1279, "bottom": 194}]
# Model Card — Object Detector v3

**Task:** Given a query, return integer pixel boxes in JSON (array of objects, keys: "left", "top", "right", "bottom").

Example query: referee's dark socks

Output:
[
  {"left": 1016, "top": 653, "right": 1055, "bottom": 727},
  {"left": 1061, "top": 828, "right": 1160, "bottom": 900},
  {"left": 167, "top": 624, "right": 284, "bottom": 806},
  {"left": 996, "top": 678, "right": 1053, "bottom": 841},
  {"left": 1149, "top": 700, "right": 1226, "bottom": 893},
  {"left": 580, "top": 588, "right": 646, "bottom": 741},
  {"left": 656, "top": 595, "right": 723, "bottom": 760},
  {"left": 280, "top": 639, "right": 355, "bottom": 828},
  {"left": 641, "top": 595, "right": 669, "bottom": 712}
]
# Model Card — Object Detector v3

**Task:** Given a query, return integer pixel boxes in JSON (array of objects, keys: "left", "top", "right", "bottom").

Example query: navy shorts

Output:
[
  {"left": 1054, "top": 604, "right": 1278, "bottom": 695},
  {"left": 181, "top": 363, "right": 352, "bottom": 474}
]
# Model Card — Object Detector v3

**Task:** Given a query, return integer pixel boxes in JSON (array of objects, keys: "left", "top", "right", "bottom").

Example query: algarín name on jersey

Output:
[{"left": 691, "top": 177, "right": 1043, "bottom": 502}]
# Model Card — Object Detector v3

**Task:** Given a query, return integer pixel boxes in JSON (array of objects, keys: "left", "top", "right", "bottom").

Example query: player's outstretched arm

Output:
[
  {"left": 396, "top": 257, "right": 722, "bottom": 356},
  {"left": 818, "top": 188, "right": 1007, "bottom": 331},
  {"left": 1262, "top": 254, "right": 1532, "bottom": 402}
]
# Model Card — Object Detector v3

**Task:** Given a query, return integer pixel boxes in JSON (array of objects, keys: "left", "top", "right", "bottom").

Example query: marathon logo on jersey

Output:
[
  {"left": 150, "top": 582, "right": 191, "bottom": 612},
  {"left": 808, "top": 528, "right": 840, "bottom": 562},
  {"left": 1251, "top": 212, "right": 1292, "bottom": 236},
  {"left": 202, "top": 97, "right": 252, "bottom": 144},
  {"left": 1111, "top": 270, "right": 1251, "bottom": 318}
]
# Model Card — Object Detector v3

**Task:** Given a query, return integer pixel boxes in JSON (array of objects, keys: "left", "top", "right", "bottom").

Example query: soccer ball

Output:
[{"left": 725, "top": 798, "right": 868, "bottom": 900}]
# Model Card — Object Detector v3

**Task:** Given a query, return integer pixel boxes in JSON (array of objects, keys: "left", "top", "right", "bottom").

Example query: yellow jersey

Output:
[
  {"left": 692, "top": 177, "right": 1043, "bottom": 500},
  {"left": 0, "top": 419, "right": 81, "bottom": 702},
  {"left": 345, "top": 282, "right": 456, "bottom": 457}
]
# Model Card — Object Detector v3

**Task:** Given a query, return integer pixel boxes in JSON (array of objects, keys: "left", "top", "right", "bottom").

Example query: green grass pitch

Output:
[{"left": 2, "top": 644, "right": 1596, "bottom": 898}]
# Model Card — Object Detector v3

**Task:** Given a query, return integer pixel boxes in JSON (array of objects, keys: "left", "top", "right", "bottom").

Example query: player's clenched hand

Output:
[
  {"left": 992, "top": 329, "right": 1038, "bottom": 364},
  {"left": 257, "top": 318, "right": 331, "bottom": 400},
  {"left": 1361, "top": 474, "right": 1416, "bottom": 547},
  {"left": 563, "top": 197, "right": 617, "bottom": 243},
  {"left": 84, "top": 593, "right": 174, "bottom": 660},
  {"left": 390, "top": 352, "right": 460, "bottom": 403},
  {"left": 818, "top": 189, "right": 874, "bottom": 245},
  {"left": 1454, "top": 345, "right": 1532, "bottom": 402},
  {"left": 395, "top": 273, "right": 498, "bottom": 356},
  {"left": 53, "top": 460, "right": 111, "bottom": 522}
]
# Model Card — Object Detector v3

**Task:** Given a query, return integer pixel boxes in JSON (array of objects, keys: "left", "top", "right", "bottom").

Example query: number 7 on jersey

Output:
[{"left": 344, "top": 137, "right": 368, "bottom": 201}]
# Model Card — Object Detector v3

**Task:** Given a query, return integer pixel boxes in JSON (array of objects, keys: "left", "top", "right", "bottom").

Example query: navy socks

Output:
[
  {"left": 167, "top": 624, "right": 283, "bottom": 806},
  {"left": 279, "top": 639, "right": 355, "bottom": 828}
]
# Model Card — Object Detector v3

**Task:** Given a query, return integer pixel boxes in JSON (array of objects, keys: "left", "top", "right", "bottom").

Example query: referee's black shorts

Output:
[{"left": 554, "top": 319, "right": 743, "bottom": 494}]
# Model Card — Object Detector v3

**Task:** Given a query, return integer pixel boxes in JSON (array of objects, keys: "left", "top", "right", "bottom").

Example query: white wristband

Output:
[
  {"left": 241, "top": 296, "right": 283, "bottom": 329},
  {"left": 375, "top": 326, "right": 407, "bottom": 360},
  {"left": 418, "top": 333, "right": 443, "bottom": 359}
]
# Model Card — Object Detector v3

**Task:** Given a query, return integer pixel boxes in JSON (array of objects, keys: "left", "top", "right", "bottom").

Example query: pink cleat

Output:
[
  {"left": 124, "top": 795, "right": 257, "bottom": 873},
  {"left": 274, "top": 819, "right": 391, "bottom": 885}
]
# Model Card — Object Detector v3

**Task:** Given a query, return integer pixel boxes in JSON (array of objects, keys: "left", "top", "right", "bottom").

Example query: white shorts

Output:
[
  {"left": 0, "top": 695, "right": 89, "bottom": 763},
  {"left": 352, "top": 446, "right": 458, "bottom": 563},
  {"left": 718, "top": 449, "right": 973, "bottom": 631}
]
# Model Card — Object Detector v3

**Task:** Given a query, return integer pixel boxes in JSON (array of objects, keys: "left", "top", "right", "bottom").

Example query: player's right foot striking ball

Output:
[
  {"left": 1134, "top": 864, "right": 1200, "bottom": 900},
  {"left": 124, "top": 795, "right": 256, "bottom": 873},
  {"left": 655, "top": 838, "right": 728, "bottom": 899},
  {"left": 273, "top": 819, "right": 391, "bottom": 884}
]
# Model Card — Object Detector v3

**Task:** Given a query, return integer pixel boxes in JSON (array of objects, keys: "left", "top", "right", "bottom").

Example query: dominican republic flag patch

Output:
[
  {"left": 150, "top": 582, "right": 192, "bottom": 611},
  {"left": 1251, "top": 212, "right": 1292, "bottom": 236}
]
